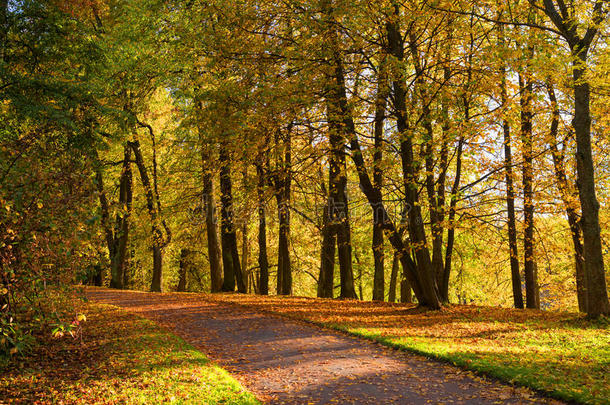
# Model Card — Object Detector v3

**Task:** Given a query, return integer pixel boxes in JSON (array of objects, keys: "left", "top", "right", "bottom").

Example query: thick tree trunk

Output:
[
  {"left": 519, "top": 72, "right": 539, "bottom": 309},
  {"left": 547, "top": 83, "right": 587, "bottom": 312},
  {"left": 400, "top": 277, "right": 412, "bottom": 304},
  {"left": 572, "top": 55, "right": 609, "bottom": 317},
  {"left": 533, "top": 0, "right": 609, "bottom": 317},
  {"left": 256, "top": 161, "right": 269, "bottom": 295},
  {"left": 202, "top": 145, "right": 223, "bottom": 293},
  {"left": 500, "top": 53, "right": 524, "bottom": 309},
  {"left": 219, "top": 143, "right": 245, "bottom": 293}
]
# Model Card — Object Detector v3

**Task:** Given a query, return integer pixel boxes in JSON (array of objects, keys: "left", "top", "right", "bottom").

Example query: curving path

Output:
[{"left": 85, "top": 288, "right": 563, "bottom": 405}]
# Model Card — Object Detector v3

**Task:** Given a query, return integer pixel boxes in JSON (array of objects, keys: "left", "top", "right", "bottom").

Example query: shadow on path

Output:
[{"left": 85, "top": 288, "right": 564, "bottom": 405}]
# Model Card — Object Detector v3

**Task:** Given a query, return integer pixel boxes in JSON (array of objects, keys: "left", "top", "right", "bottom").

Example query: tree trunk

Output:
[
  {"left": 109, "top": 146, "right": 133, "bottom": 289},
  {"left": 177, "top": 248, "right": 188, "bottom": 292},
  {"left": 322, "top": 0, "right": 357, "bottom": 300},
  {"left": 256, "top": 161, "right": 269, "bottom": 295},
  {"left": 372, "top": 56, "right": 388, "bottom": 302},
  {"left": 241, "top": 170, "right": 250, "bottom": 293},
  {"left": 534, "top": 0, "right": 610, "bottom": 317},
  {"left": 201, "top": 145, "right": 223, "bottom": 293},
  {"left": 499, "top": 42, "right": 524, "bottom": 309},
  {"left": 129, "top": 140, "right": 165, "bottom": 292},
  {"left": 519, "top": 71, "right": 539, "bottom": 309},
  {"left": 219, "top": 142, "right": 246, "bottom": 293},
  {"left": 273, "top": 130, "right": 292, "bottom": 296},
  {"left": 547, "top": 83, "right": 587, "bottom": 312},
  {"left": 388, "top": 252, "right": 399, "bottom": 303},
  {"left": 443, "top": 136, "right": 464, "bottom": 300},
  {"left": 386, "top": 5, "right": 440, "bottom": 306},
  {"left": 572, "top": 54, "right": 609, "bottom": 317},
  {"left": 318, "top": 202, "right": 336, "bottom": 298},
  {"left": 400, "top": 278, "right": 412, "bottom": 304}
]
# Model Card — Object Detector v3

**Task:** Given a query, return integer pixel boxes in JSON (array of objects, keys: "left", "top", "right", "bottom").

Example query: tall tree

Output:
[
  {"left": 219, "top": 141, "right": 246, "bottom": 293},
  {"left": 532, "top": 0, "right": 609, "bottom": 316}
]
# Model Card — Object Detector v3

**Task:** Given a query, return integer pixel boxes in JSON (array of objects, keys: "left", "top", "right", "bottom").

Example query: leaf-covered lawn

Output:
[
  {"left": 208, "top": 294, "right": 609, "bottom": 405},
  {"left": 0, "top": 302, "right": 259, "bottom": 405}
]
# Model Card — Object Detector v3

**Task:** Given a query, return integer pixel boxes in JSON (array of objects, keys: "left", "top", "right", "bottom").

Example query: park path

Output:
[{"left": 85, "top": 288, "right": 563, "bottom": 405}]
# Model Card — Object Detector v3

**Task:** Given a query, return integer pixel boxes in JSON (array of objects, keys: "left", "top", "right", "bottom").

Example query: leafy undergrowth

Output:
[
  {"left": 0, "top": 302, "right": 259, "bottom": 404},
  {"left": 208, "top": 294, "right": 609, "bottom": 405}
]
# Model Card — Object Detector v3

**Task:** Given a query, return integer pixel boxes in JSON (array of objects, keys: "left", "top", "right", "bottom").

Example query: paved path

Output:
[{"left": 85, "top": 289, "right": 563, "bottom": 405}]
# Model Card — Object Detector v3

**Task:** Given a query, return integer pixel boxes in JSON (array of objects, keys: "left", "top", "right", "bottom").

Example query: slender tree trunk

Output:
[
  {"left": 504, "top": 128, "right": 523, "bottom": 309},
  {"left": 219, "top": 142, "right": 245, "bottom": 293},
  {"left": 241, "top": 169, "right": 250, "bottom": 293},
  {"left": 322, "top": 0, "right": 357, "bottom": 300},
  {"left": 547, "top": 83, "right": 587, "bottom": 312},
  {"left": 273, "top": 131, "right": 292, "bottom": 295},
  {"left": 443, "top": 136, "right": 463, "bottom": 299},
  {"left": 256, "top": 161, "right": 269, "bottom": 295},
  {"left": 319, "top": 3, "right": 441, "bottom": 308},
  {"left": 519, "top": 71, "right": 539, "bottom": 309},
  {"left": 499, "top": 45, "right": 524, "bottom": 309},
  {"left": 386, "top": 6, "right": 440, "bottom": 306},
  {"left": 129, "top": 140, "right": 165, "bottom": 292},
  {"left": 388, "top": 252, "right": 399, "bottom": 303},
  {"left": 372, "top": 57, "right": 388, "bottom": 302},
  {"left": 177, "top": 248, "right": 188, "bottom": 292},
  {"left": 201, "top": 145, "right": 223, "bottom": 293},
  {"left": 109, "top": 146, "right": 133, "bottom": 290},
  {"left": 318, "top": 201, "right": 336, "bottom": 298}
]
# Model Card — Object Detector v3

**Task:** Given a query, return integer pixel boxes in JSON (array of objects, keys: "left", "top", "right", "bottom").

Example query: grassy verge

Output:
[
  {"left": 209, "top": 294, "right": 609, "bottom": 405},
  {"left": 0, "top": 301, "right": 259, "bottom": 404}
]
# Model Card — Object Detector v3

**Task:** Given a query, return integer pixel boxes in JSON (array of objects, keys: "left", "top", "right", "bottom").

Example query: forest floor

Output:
[
  {"left": 0, "top": 300, "right": 258, "bottom": 404},
  {"left": 82, "top": 288, "right": 590, "bottom": 405}
]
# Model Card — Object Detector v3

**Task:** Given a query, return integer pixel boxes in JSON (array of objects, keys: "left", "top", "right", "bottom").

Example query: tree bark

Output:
[
  {"left": 386, "top": 6, "right": 441, "bottom": 307},
  {"left": 388, "top": 252, "right": 399, "bottom": 303},
  {"left": 322, "top": 0, "right": 357, "bottom": 299},
  {"left": 256, "top": 160, "right": 269, "bottom": 295},
  {"left": 533, "top": 0, "right": 609, "bottom": 317},
  {"left": 573, "top": 55, "right": 609, "bottom": 316},
  {"left": 400, "top": 277, "right": 412, "bottom": 304},
  {"left": 547, "top": 83, "right": 587, "bottom": 312},
  {"left": 498, "top": 30, "right": 524, "bottom": 308},
  {"left": 372, "top": 56, "right": 388, "bottom": 302},
  {"left": 201, "top": 144, "right": 223, "bottom": 293},
  {"left": 129, "top": 140, "right": 164, "bottom": 292},
  {"left": 519, "top": 70, "right": 539, "bottom": 309},
  {"left": 108, "top": 146, "right": 133, "bottom": 289},
  {"left": 177, "top": 248, "right": 188, "bottom": 292},
  {"left": 273, "top": 130, "right": 292, "bottom": 295},
  {"left": 318, "top": 201, "right": 336, "bottom": 298},
  {"left": 219, "top": 142, "right": 246, "bottom": 293}
]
